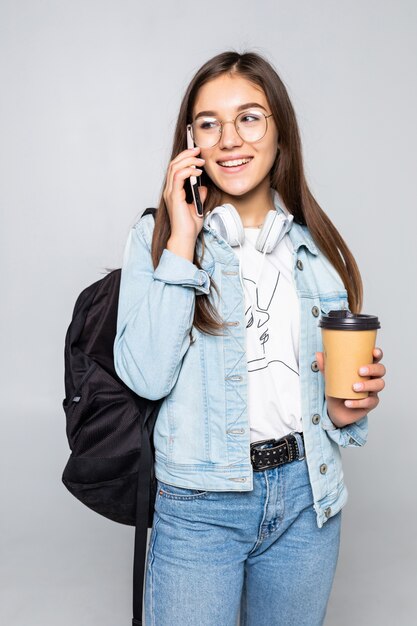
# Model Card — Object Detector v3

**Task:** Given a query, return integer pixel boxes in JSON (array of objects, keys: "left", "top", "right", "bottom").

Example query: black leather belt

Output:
[{"left": 250, "top": 432, "right": 304, "bottom": 472}]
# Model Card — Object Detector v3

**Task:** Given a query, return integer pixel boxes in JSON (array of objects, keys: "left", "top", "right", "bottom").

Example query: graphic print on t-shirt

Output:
[
  {"left": 235, "top": 227, "right": 302, "bottom": 442},
  {"left": 243, "top": 266, "right": 299, "bottom": 377}
]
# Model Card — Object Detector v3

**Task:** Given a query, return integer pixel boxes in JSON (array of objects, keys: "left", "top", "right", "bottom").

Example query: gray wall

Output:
[{"left": 1, "top": 1, "right": 415, "bottom": 624}]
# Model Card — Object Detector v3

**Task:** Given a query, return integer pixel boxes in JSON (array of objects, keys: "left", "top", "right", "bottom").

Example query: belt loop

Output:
[{"left": 293, "top": 431, "right": 305, "bottom": 460}]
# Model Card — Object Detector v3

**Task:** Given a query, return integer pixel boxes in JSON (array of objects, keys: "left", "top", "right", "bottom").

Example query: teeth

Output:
[{"left": 219, "top": 158, "right": 251, "bottom": 167}]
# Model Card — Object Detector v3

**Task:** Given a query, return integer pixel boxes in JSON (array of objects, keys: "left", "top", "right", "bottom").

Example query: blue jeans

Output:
[{"left": 144, "top": 437, "right": 342, "bottom": 626}]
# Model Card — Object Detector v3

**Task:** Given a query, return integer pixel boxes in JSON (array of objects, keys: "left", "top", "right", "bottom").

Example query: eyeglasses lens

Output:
[{"left": 192, "top": 110, "right": 267, "bottom": 148}]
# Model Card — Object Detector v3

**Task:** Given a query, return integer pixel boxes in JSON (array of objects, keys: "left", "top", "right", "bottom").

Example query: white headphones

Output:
[{"left": 204, "top": 202, "right": 294, "bottom": 253}]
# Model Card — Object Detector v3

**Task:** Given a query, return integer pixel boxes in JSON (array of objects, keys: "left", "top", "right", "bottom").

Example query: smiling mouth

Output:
[
  {"left": 217, "top": 157, "right": 253, "bottom": 167},
  {"left": 217, "top": 157, "right": 253, "bottom": 171}
]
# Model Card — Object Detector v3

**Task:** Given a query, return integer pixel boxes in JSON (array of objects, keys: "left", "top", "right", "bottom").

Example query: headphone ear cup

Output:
[
  {"left": 256, "top": 210, "right": 293, "bottom": 253},
  {"left": 205, "top": 203, "right": 244, "bottom": 247}
]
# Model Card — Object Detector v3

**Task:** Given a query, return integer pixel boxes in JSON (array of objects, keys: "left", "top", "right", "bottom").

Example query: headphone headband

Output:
[{"left": 204, "top": 203, "right": 293, "bottom": 253}]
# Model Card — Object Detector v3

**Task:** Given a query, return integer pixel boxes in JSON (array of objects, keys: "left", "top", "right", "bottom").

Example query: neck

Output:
[{"left": 219, "top": 180, "right": 275, "bottom": 228}]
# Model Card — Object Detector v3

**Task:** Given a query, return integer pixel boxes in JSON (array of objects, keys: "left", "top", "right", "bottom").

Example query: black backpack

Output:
[{"left": 62, "top": 207, "right": 162, "bottom": 626}]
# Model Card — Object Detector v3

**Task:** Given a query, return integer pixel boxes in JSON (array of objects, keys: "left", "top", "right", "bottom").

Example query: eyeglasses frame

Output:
[{"left": 188, "top": 110, "right": 274, "bottom": 148}]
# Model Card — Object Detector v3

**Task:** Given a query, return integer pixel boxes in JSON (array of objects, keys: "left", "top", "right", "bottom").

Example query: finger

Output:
[
  {"left": 169, "top": 155, "right": 205, "bottom": 172},
  {"left": 167, "top": 156, "right": 205, "bottom": 184},
  {"left": 166, "top": 159, "right": 205, "bottom": 195},
  {"left": 315, "top": 351, "right": 324, "bottom": 373},
  {"left": 170, "top": 148, "right": 202, "bottom": 169},
  {"left": 169, "top": 167, "right": 203, "bottom": 196},
  {"left": 344, "top": 395, "right": 379, "bottom": 410},
  {"left": 352, "top": 378, "right": 385, "bottom": 394},
  {"left": 358, "top": 363, "right": 386, "bottom": 378},
  {"left": 373, "top": 347, "right": 383, "bottom": 362}
]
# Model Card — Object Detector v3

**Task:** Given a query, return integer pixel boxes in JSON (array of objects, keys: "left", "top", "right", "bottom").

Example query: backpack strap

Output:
[
  {"left": 132, "top": 401, "right": 163, "bottom": 626},
  {"left": 132, "top": 206, "right": 157, "bottom": 626},
  {"left": 141, "top": 206, "right": 157, "bottom": 219},
  {"left": 132, "top": 421, "right": 153, "bottom": 626}
]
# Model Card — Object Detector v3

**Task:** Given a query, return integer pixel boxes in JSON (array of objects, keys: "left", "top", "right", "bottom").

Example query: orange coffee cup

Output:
[{"left": 318, "top": 311, "right": 381, "bottom": 400}]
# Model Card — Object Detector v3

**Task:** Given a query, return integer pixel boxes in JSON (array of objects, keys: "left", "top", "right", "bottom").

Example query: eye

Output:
[
  {"left": 196, "top": 117, "right": 219, "bottom": 131},
  {"left": 239, "top": 111, "right": 263, "bottom": 124}
]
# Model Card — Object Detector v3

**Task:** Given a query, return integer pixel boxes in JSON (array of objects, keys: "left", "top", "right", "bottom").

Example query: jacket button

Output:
[
  {"left": 324, "top": 507, "right": 332, "bottom": 518},
  {"left": 312, "top": 306, "right": 319, "bottom": 317},
  {"left": 311, "top": 360, "right": 319, "bottom": 372},
  {"left": 320, "top": 463, "right": 328, "bottom": 474},
  {"left": 296, "top": 259, "right": 304, "bottom": 271},
  {"left": 312, "top": 413, "right": 321, "bottom": 425}
]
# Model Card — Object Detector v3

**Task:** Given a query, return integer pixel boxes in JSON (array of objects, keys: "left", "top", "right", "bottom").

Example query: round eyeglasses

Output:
[{"left": 188, "top": 109, "right": 274, "bottom": 148}]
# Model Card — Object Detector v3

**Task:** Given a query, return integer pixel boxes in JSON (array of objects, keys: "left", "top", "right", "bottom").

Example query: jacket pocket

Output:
[{"left": 319, "top": 293, "right": 349, "bottom": 316}]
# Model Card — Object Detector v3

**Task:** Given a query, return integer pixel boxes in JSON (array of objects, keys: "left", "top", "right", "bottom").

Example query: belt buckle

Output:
[
  {"left": 250, "top": 438, "right": 276, "bottom": 450},
  {"left": 280, "top": 436, "right": 291, "bottom": 462},
  {"left": 250, "top": 438, "right": 275, "bottom": 470},
  {"left": 250, "top": 433, "right": 303, "bottom": 471}
]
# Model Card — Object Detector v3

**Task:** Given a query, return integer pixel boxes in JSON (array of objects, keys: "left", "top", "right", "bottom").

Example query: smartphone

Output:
[{"left": 186, "top": 124, "right": 204, "bottom": 217}]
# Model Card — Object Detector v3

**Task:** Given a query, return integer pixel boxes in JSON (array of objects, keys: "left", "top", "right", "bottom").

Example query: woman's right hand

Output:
[{"left": 163, "top": 147, "right": 208, "bottom": 244}]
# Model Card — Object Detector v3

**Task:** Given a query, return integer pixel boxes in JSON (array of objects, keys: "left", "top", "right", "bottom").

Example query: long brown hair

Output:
[{"left": 151, "top": 50, "right": 363, "bottom": 334}]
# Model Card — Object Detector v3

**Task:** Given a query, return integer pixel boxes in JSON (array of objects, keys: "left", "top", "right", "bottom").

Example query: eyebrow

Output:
[{"left": 194, "top": 102, "right": 268, "bottom": 120}]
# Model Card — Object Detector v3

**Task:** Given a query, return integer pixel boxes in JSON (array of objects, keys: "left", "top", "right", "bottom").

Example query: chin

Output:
[{"left": 214, "top": 177, "right": 258, "bottom": 198}]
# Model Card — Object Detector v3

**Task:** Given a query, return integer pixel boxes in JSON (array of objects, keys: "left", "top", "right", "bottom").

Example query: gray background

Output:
[{"left": 1, "top": 1, "right": 415, "bottom": 624}]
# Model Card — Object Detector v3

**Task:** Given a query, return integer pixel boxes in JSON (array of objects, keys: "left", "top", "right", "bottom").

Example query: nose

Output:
[{"left": 218, "top": 120, "right": 243, "bottom": 150}]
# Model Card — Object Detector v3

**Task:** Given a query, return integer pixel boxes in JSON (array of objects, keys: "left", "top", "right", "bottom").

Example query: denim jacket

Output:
[{"left": 114, "top": 190, "right": 368, "bottom": 528}]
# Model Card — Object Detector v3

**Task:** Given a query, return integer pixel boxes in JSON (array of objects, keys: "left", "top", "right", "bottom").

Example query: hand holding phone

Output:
[{"left": 186, "top": 125, "right": 204, "bottom": 217}]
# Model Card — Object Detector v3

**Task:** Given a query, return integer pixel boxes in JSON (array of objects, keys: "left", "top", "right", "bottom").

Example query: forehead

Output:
[{"left": 193, "top": 74, "right": 268, "bottom": 116}]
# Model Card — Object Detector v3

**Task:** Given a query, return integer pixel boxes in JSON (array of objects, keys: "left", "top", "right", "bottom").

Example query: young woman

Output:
[{"left": 114, "top": 50, "right": 386, "bottom": 626}]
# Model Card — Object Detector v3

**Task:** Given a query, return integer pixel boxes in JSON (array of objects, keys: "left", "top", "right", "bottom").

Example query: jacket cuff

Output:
[
  {"left": 153, "top": 248, "right": 211, "bottom": 295},
  {"left": 321, "top": 399, "right": 368, "bottom": 447}
]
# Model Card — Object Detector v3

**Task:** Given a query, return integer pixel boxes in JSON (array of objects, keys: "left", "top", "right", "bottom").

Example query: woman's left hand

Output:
[{"left": 315, "top": 347, "right": 386, "bottom": 428}]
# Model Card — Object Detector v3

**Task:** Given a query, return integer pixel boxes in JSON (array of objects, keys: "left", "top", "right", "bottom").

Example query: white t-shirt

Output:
[{"left": 234, "top": 228, "right": 303, "bottom": 443}]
